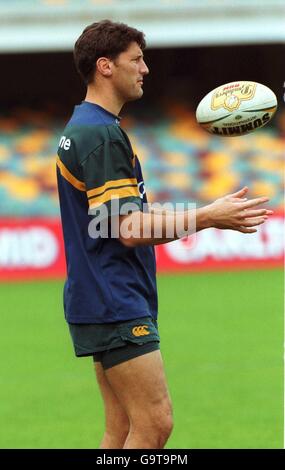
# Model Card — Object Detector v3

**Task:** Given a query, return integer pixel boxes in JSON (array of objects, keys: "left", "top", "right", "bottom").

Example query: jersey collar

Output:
[{"left": 82, "top": 101, "right": 121, "bottom": 125}]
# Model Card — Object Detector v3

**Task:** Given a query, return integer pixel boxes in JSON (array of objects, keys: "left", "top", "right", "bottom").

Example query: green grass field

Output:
[{"left": 0, "top": 269, "right": 283, "bottom": 449}]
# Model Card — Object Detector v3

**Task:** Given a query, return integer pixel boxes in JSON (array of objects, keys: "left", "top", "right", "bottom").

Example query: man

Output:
[{"left": 56, "top": 20, "right": 272, "bottom": 449}]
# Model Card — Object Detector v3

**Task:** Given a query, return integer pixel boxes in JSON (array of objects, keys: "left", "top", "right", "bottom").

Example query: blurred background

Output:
[{"left": 0, "top": 0, "right": 284, "bottom": 449}]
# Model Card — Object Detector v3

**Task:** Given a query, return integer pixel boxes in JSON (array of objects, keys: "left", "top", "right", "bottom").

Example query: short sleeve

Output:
[{"left": 81, "top": 139, "right": 142, "bottom": 216}]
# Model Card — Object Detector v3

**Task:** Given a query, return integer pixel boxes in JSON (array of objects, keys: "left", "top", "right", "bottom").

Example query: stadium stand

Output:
[{"left": 0, "top": 103, "right": 283, "bottom": 216}]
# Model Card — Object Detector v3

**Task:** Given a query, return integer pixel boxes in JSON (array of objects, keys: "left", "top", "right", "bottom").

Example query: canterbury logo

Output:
[{"left": 132, "top": 325, "right": 150, "bottom": 337}]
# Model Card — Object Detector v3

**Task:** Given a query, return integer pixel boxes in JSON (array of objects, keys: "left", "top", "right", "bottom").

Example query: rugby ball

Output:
[{"left": 196, "top": 81, "right": 277, "bottom": 137}]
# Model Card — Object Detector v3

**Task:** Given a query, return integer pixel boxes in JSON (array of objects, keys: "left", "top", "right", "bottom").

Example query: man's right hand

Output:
[{"left": 199, "top": 186, "right": 274, "bottom": 234}]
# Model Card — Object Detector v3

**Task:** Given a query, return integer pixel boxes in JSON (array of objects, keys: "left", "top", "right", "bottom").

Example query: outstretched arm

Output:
[{"left": 118, "top": 187, "right": 273, "bottom": 247}]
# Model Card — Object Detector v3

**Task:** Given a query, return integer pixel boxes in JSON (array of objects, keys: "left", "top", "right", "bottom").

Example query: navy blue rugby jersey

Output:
[{"left": 56, "top": 101, "right": 158, "bottom": 324}]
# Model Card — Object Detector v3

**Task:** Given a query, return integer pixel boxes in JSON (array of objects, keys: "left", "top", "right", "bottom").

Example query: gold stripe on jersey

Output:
[
  {"left": 56, "top": 156, "right": 86, "bottom": 191},
  {"left": 87, "top": 178, "right": 138, "bottom": 199},
  {"left": 89, "top": 185, "right": 140, "bottom": 208}
]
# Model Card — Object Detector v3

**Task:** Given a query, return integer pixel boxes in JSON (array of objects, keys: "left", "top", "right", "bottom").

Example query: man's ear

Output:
[{"left": 96, "top": 57, "right": 112, "bottom": 77}]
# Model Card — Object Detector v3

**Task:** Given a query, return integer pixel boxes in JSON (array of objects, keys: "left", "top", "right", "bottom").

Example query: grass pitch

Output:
[{"left": 0, "top": 269, "right": 283, "bottom": 448}]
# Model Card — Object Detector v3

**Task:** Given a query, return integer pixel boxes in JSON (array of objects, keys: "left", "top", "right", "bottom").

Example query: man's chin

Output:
[
  {"left": 130, "top": 89, "right": 144, "bottom": 101},
  {"left": 123, "top": 88, "right": 144, "bottom": 104}
]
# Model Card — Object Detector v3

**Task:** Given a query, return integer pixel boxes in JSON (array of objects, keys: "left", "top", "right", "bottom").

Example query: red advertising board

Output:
[
  {"left": 0, "top": 215, "right": 283, "bottom": 281},
  {"left": 156, "top": 213, "right": 284, "bottom": 272},
  {"left": 0, "top": 218, "right": 66, "bottom": 280}
]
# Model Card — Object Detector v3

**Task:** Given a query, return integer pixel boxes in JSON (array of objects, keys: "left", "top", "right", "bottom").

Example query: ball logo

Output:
[
  {"left": 211, "top": 112, "right": 271, "bottom": 136},
  {"left": 211, "top": 82, "right": 256, "bottom": 112}
]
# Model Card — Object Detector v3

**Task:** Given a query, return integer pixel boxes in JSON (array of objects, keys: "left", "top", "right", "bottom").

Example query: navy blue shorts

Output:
[{"left": 68, "top": 316, "right": 160, "bottom": 369}]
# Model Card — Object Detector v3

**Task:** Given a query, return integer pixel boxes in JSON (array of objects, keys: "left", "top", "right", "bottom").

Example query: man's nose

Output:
[{"left": 141, "top": 60, "right": 149, "bottom": 75}]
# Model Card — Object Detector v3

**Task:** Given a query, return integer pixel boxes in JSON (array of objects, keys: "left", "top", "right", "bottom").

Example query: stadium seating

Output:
[{"left": 0, "top": 104, "right": 283, "bottom": 216}]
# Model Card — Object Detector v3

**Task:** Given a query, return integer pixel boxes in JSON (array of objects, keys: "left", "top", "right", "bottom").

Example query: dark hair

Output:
[{"left": 74, "top": 19, "right": 146, "bottom": 84}]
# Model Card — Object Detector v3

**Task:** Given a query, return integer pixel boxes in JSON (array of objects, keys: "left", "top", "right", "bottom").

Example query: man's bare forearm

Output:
[
  {"left": 118, "top": 188, "right": 272, "bottom": 248},
  {"left": 119, "top": 207, "right": 213, "bottom": 248}
]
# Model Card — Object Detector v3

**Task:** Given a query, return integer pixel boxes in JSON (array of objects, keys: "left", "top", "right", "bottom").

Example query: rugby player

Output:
[{"left": 56, "top": 20, "right": 272, "bottom": 449}]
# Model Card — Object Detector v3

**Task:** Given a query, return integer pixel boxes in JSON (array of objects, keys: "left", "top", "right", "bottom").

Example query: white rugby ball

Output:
[{"left": 196, "top": 81, "right": 277, "bottom": 137}]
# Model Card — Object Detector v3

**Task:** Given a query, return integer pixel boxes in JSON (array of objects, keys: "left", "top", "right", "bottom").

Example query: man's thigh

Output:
[
  {"left": 105, "top": 349, "right": 172, "bottom": 420},
  {"left": 95, "top": 362, "right": 129, "bottom": 428}
]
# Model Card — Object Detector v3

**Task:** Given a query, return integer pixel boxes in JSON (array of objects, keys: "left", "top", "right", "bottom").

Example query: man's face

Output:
[{"left": 111, "top": 42, "right": 149, "bottom": 102}]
